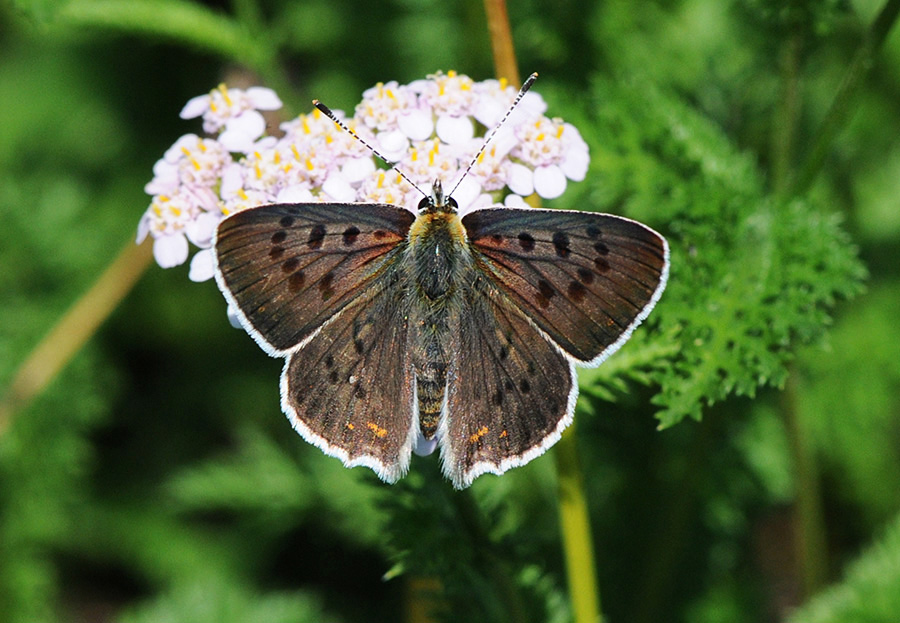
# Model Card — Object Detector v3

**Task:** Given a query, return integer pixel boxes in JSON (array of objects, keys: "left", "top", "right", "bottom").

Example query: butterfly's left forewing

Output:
[
  {"left": 461, "top": 207, "right": 669, "bottom": 365},
  {"left": 215, "top": 203, "right": 415, "bottom": 355}
]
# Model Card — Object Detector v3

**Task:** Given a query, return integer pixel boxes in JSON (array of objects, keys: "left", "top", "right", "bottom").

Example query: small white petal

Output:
[
  {"left": 449, "top": 176, "right": 481, "bottom": 213},
  {"left": 246, "top": 87, "right": 282, "bottom": 111},
  {"left": 144, "top": 158, "right": 180, "bottom": 195},
  {"left": 533, "top": 165, "right": 567, "bottom": 199},
  {"left": 460, "top": 193, "right": 494, "bottom": 217},
  {"left": 435, "top": 115, "right": 474, "bottom": 145},
  {"left": 136, "top": 213, "right": 151, "bottom": 244},
  {"left": 341, "top": 157, "right": 376, "bottom": 184},
  {"left": 226, "top": 305, "right": 244, "bottom": 329},
  {"left": 276, "top": 185, "right": 315, "bottom": 203},
  {"left": 220, "top": 163, "right": 245, "bottom": 196},
  {"left": 185, "top": 211, "right": 220, "bottom": 247},
  {"left": 507, "top": 163, "right": 534, "bottom": 196},
  {"left": 218, "top": 128, "right": 255, "bottom": 153},
  {"left": 504, "top": 194, "right": 527, "bottom": 207},
  {"left": 153, "top": 234, "right": 189, "bottom": 268},
  {"left": 180, "top": 95, "right": 210, "bottom": 119},
  {"left": 164, "top": 134, "right": 200, "bottom": 162},
  {"left": 322, "top": 174, "right": 356, "bottom": 202},
  {"left": 227, "top": 110, "right": 266, "bottom": 142},
  {"left": 473, "top": 98, "right": 505, "bottom": 128},
  {"left": 561, "top": 148, "right": 590, "bottom": 182},
  {"left": 190, "top": 186, "right": 222, "bottom": 213},
  {"left": 413, "top": 431, "right": 438, "bottom": 456},
  {"left": 188, "top": 249, "right": 216, "bottom": 282},
  {"left": 376, "top": 130, "right": 410, "bottom": 162},
  {"left": 397, "top": 109, "right": 434, "bottom": 141}
]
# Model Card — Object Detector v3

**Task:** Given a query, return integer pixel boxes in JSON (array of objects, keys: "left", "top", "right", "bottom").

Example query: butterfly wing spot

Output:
[
  {"left": 519, "top": 378, "right": 531, "bottom": 393},
  {"left": 271, "top": 230, "right": 287, "bottom": 244},
  {"left": 586, "top": 225, "right": 602, "bottom": 239},
  {"left": 567, "top": 280, "right": 587, "bottom": 303},
  {"left": 499, "top": 345, "right": 509, "bottom": 360},
  {"left": 279, "top": 216, "right": 295, "bottom": 228},
  {"left": 319, "top": 272, "right": 335, "bottom": 300},
  {"left": 307, "top": 224, "right": 326, "bottom": 249},
  {"left": 269, "top": 246, "right": 285, "bottom": 260},
  {"left": 342, "top": 226, "right": 361, "bottom": 245},
  {"left": 594, "top": 256, "right": 611, "bottom": 272},
  {"left": 324, "top": 354, "right": 334, "bottom": 368},
  {"left": 536, "top": 280, "right": 555, "bottom": 308},
  {"left": 576, "top": 267, "right": 595, "bottom": 284},
  {"left": 287, "top": 271, "right": 305, "bottom": 292},
  {"left": 552, "top": 231, "right": 571, "bottom": 258},
  {"left": 593, "top": 241, "right": 609, "bottom": 255},
  {"left": 517, "top": 232, "right": 536, "bottom": 251},
  {"left": 281, "top": 258, "right": 300, "bottom": 273},
  {"left": 354, "top": 338, "right": 365, "bottom": 355},
  {"left": 328, "top": 370, "right": 339, "bottom": 383},
  {"left": 373, "top": 230, "right": 387, "bottom": 239}
]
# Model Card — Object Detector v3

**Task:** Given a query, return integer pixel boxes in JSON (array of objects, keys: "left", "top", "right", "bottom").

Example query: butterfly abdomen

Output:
[{"left": 407, "top": 211, "right": 471, "bottom": 439}]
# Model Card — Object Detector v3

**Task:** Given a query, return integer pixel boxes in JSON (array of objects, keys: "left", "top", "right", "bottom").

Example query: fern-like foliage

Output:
[
  {"left": 557, "top": 77, "right": 866, "bottom": 426},
  {"left": 788, "top": 512, "right": 900, "bottom": 623}
]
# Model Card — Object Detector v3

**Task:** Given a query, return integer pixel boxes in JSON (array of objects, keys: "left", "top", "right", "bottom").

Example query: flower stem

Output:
[
  {"left": 555, "top": 422, "right": 602, "bottom": 623},
  {"left": 483, "top": 0, "right": 521, "bottom": 85},
  {"left": 0, "top": 237, "right": 153, "bottom": 435}
]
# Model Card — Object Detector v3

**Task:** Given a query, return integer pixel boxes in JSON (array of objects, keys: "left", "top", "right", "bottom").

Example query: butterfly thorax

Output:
[{"left": 406, "top": 184, "right": 471, "bottom": 440}]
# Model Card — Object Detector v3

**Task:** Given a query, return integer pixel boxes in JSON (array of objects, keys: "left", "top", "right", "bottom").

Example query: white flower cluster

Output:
[{"left": 137, "top": 72, "right": 590, "bottom": 281}]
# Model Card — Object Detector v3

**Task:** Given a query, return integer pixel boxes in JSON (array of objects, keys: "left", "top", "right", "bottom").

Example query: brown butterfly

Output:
[{"left": 213, "top": 179, "right": 668, "bottom": 488}]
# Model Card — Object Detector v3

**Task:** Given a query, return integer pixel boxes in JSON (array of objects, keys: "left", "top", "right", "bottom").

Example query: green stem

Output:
[
  {"left": 771, "top": 26, "right": 803, "bottom": 198},
  {"left": 555, "top": 423, "right": 602, "bottom": 623},
  {"left": 792, "top": 0, "right": 900, "bottom": 195},
  {"left": 782, "top": 371, "right": 828, "bottom": 597}
]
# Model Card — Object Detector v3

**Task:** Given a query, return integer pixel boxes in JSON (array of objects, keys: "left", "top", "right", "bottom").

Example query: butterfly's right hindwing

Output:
[{"left": 214, "top": 202, "right": 415, "bottom": 355}]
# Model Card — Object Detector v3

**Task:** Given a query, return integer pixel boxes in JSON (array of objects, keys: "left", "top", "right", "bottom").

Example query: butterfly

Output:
[{"left": 213, "top": 177, "right": 669, "bottom": 488}]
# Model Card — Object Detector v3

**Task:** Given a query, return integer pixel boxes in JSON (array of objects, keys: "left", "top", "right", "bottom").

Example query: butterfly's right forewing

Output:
[
  {"left": 215, "top": 203, "right": 415, "bottom": 355},
  {"left": 462, "top": 208, "right": 668, "bottom": 365}
]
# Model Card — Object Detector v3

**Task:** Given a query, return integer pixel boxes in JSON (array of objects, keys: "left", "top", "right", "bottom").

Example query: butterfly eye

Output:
[
  {"left": 417, "top": 196, "right": 433, "bottom": 212},
  {"left": 446, "top": 197, "right": 459, "bottom": 211}
]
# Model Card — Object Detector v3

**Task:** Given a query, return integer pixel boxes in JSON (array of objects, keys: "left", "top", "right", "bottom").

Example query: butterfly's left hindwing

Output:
[
  {"left": 215, "top": 203, "right": 415, "bottom": 355},
  {"left": 281, "top": 274, "right": 417, "bottom": 482},
  {"left": 461, "top": 208, "right": 669, "bottom": 365}
]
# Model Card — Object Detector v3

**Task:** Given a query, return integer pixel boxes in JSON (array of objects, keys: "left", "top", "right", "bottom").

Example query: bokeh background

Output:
[{"left": 2, "top": 0, "right": 899, "bottom": 622}]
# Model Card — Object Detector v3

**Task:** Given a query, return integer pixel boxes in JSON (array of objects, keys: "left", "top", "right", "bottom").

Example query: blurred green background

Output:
[{"left": 1, "top": 0, "right": 899, "bottom": 622}]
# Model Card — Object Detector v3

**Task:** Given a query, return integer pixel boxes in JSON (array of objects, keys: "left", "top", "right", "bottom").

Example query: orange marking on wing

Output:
[
  {"left": 367, "top": 421, "right": 387, "bottom": 438},
  {"left": 469, "top": 426, "right": 489, "bottom": 443},
  {"left": 499, "top": 430, "right": 508, "bottom": 438},
  {"left": 346, "top": 423, "right": 355, "bottom": 430}
]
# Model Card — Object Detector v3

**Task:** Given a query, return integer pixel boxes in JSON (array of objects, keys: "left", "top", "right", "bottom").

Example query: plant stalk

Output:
[{"left": 0, "top": 237, "right": 153, "bottom": 435}]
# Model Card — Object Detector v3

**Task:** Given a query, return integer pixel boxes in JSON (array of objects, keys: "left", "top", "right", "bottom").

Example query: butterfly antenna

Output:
[
  {"left": 312, "top": 99, "right": 428, "bottom": 199},
  {"left": 446, "top": 71, "right": 539, "bottom": 198}
]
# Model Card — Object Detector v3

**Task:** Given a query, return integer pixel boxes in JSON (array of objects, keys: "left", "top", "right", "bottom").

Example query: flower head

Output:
[{"left": 138, "top": 72, "right": 590, "bottom": 280}]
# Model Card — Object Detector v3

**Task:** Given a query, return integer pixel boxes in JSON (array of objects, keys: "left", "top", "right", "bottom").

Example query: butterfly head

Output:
[{"left": 417, "top": 179, "right": 459, "bottom": 215}]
